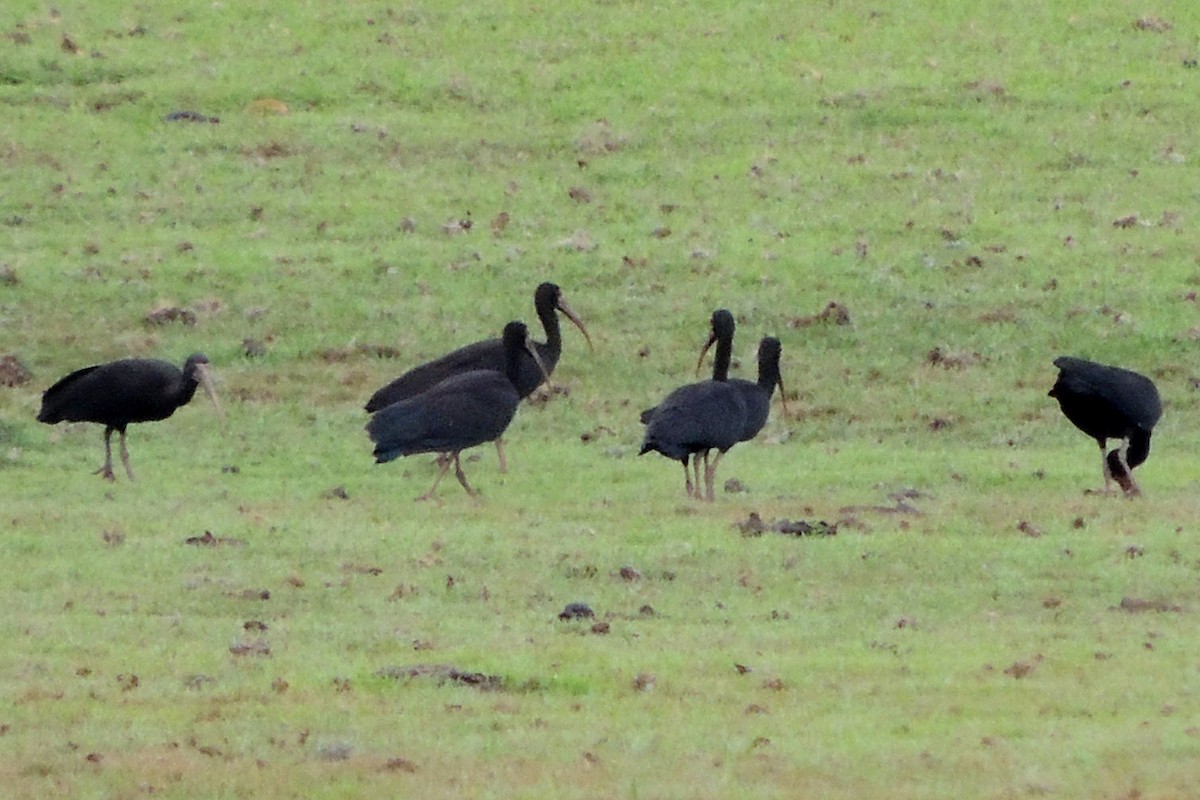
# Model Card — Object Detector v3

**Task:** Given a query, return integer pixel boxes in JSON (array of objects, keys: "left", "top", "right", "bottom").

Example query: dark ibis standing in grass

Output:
[
  {"left": 639, "top": 310, "right": 748, "bottom": 501},
  {"left": 365, "top": 282, "right": 592, "bottom": 471},
  {"left": 36, "top": 353, "right": 222, "bottom": 481},
  {"left": 366, "top": 321, "right": 551, "bottom": 501},
  {"left": 1048, "top": 356, "right": 1162, "bottom": 496},
  {"left": 640, "top": 310, "right": 788, "bottom": 498}
]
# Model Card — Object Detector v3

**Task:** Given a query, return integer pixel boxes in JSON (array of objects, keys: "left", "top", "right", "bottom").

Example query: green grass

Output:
[{"left": 3, "top": 0, "right": 1200, "bottom": 796}]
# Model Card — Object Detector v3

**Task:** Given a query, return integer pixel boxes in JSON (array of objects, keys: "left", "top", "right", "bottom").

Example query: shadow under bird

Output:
[
  {"left": 366, "top": 321, "right": 551, "bottom": 501},
  {"left": 365, "top": 282, "right": 592, "bottom": 472},
  {"left": 36, "top": 353, "right": 222, "bottom": 481},
  {"left": 639, "top": 309, "right": 748, "bottom": 501},
  {"left": 1048, "top": 355, "right": 1162, "bottom": 496}
]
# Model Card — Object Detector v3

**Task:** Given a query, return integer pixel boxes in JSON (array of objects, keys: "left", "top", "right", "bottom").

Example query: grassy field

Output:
[{"left": 3, "top": 0, "right": 1200, "bottom": 797}]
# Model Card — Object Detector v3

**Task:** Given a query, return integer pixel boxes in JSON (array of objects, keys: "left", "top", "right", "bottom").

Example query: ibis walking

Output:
[
  {"left": 639, "top": 310, "right": 747, "bottom": 501},
  {"left": 37, "top": 353, "right": 221, "bottom": 481},
  {"left": 366, "top": 282, "right": 591, "bottom": 471},
  {"left": 366, "top": 321, "right": 549, "bottom": 501}
]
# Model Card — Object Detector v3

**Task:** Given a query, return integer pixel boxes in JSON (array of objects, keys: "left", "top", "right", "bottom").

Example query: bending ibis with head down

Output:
[
  {"left": 365, "top": 282, "right": 592, "bottom": 471},
  {"left": 1048, "top": 356, "right": 1162, "bottom": 496},
  {"left": 639, "top": 310, "right": 748, "bottom": 501},
  {"left": 366, "top": 321, "right": 551, "bottom": 501},
  {"left": 36, "top": 353, "right": 222, "bottom": 481}
]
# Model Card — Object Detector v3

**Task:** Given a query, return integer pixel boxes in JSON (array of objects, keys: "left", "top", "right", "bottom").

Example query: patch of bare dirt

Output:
[
  {"left": 1017, "top": 520, "right": 1043, "bottom": 538},
  {"left": 0, "top": 354, "right": 32, "bottom": 387},
  {"left": 318, "top": 343, "right": 402, "bottom": 362},
  {"left": 579, "top": 425, "right": 615, "bottom": 443},
  {"left": 1114, "top": 596, "right": 1183, "bottom": 613},
  {"left": 978, "top": 306, "right": 1018, "bottom": 324},
  {"left": 527, "top": 383, "right": 570, "bottom": 406},
  {"left": 736, "top": 512, "right": 838, "bottom": 537},
  {"left": 246, "top": 98, "right": 289, "bottom": 115},
  {"left": 558, "top": 602, "right": 594, "bottom": 620},
  {"left": 375, "top": 664, "right": 506, "bottom": 691},
  {"left": 144, "top": 305, "right": 196, "bottom": 326},
  {"left": 926, "top": 346, "right": 983, "bottom": 369},
  {"left": 1133, "top": 16, "right": 1172, "bottom": 32},
  {"left": 163, "top": 110, "right": 220, "bottom": 124},
  {"left": 840, "top": 488, "right": 928, "bottom": 516},
  {"left": 575, "top": 118, "right": 627, "bottom": 155},
  {"left": 184, "top": 531, "right": 245, "bottom": 547},
  {"left": 1004, "top": 659, "right": 1037, "bottom": 679},
  {"left": 229, "top": 639, "right": 270, "bottom": 657},
  {"left": 226, "top": 588, "right": 270, "bottom": 601},
  {"left": 788, "top": 300, "right": 850, "bottom": 328},
  {"left": 342, "top": 563, "right": 381, "bottom": 576},
  {"left": 242, "top": 338, "right": 268, "bottom": 357}
]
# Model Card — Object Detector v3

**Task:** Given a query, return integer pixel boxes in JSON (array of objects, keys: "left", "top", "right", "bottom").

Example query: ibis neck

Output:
[
  {"left": 758, "top": 361, "right": 779, "bottom": 392},
  {"left": 711, "top": 336, "right": 732, "bottom": 381},
  {"left": 538, "top": 303, "right": 562, "bottom": 356},
  {"left": 505, "top": 342, "right": 524, "bottom": 385}
]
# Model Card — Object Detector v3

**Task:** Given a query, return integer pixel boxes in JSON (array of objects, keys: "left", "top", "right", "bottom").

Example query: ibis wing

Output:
[
  {"left": 641, "top": 380, "right": 747, "bottom": 459},
  {"left": 367, "top": 371, "right": 519, "bottom": 461},
  {"left": 366, "top": 338, "right": 504, "bottom": 412},
  {"left": 1052, "top": 357, "right": 1161, "bottom": 430},
  {"left": 37, "top": 364, "right": 103, "bottom": 422}
]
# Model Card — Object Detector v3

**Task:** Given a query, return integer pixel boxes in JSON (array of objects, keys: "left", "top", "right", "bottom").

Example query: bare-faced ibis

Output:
[
  {"left": 1048, "top": 356, "right": 1162, "bottom": 496},
  {"left": 365, "top": 282, "right": 592, "bottom": 471},
  {"left": 37, "top": 353, "right": 222, "bottom": 481},
  {"left": 639, "top": 310, "right": 748, "bottom": 501},
  {"left": 366, "top": 321, "right": 550, "bottom": 501}
]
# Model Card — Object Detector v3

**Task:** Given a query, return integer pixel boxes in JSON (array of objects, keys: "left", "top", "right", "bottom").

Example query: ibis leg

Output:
[
  {"left": 94, "top": 427, "right": 117, "bottom": 482},
  {"left": 1114, "top": 441, "right": 1140, "bottom": 497},
  {"left": 495, "top": 438, "right": 508, "bottom": 474},
  {"left": 118, "top": 429, "right": 135, "bottom": 481},
  {"left": 451, "top": 452, "right": 479, "bottom": 497},
  {"left": 416, "top": 456, "right": 453, "bottom": 502},
  {"left": 703, "top": 450, "right": 727, "bottom": 502},
  {"left": 1092, "top": 441, "right": 1112, "bottom": 495}
]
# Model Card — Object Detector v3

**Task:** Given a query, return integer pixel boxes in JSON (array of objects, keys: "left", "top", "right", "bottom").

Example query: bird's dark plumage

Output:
[
  {"left": 365, "top": 282, "right": 591, "bottom": 412},
  {"left": 729, "top": 337, "right": 785, "bottom": 442},
  {"left": 1048, "top": 356, "right": 1162, "bottom": 496},
  {"left": 37, "top": 353, "right": 220, "bottom": 481},
  {"left": 366, "top": 321, "right": 542, "bottom": 500}
]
